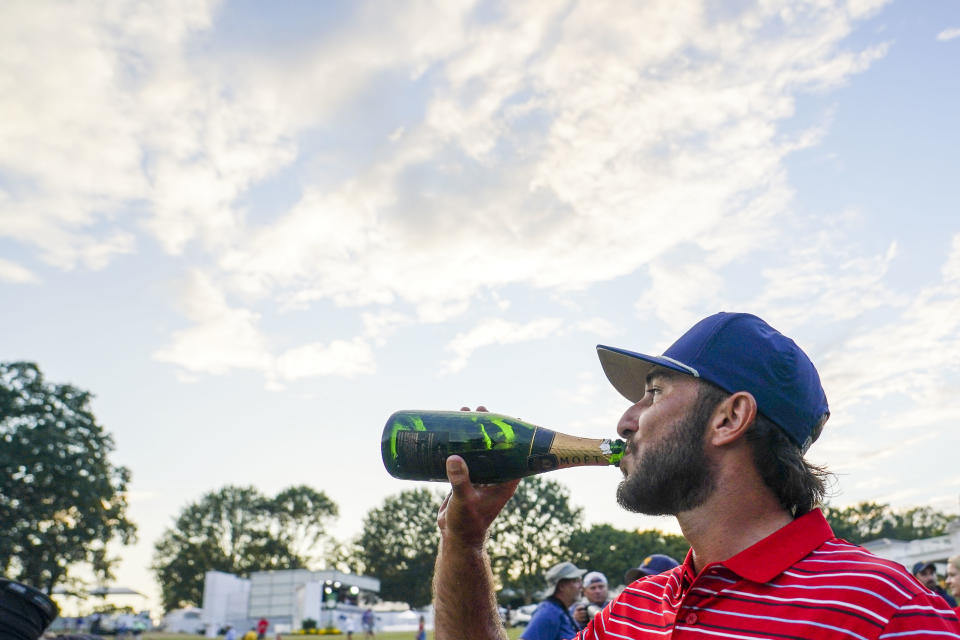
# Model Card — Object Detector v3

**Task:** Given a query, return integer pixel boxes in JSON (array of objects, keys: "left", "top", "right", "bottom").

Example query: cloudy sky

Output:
[{"left": 2, "top": 0, "right": 959, "bottom": 615}]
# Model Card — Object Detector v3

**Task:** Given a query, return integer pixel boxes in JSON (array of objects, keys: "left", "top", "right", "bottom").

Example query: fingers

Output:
[
  {"left": 437, "top": 490, "right": 451, "bottom": 529},
  {"left": 490, "top": 477, "right": 521, "bottom": 503},
  {"left": 459, "top": 405, "right": 489, "bottom": 412}
]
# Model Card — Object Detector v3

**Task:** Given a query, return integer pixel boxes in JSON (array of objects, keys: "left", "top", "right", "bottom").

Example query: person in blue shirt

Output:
[{"left": 521, "top": 562, "right": 585, "bottom": 640}]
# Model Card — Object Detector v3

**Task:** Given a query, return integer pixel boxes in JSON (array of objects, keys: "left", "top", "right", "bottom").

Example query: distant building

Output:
[
  {"left": 862, "top": 516, "right": 960, "bottom": 575},
  {"left": 202, "top": 572, "right": 251, "bottom": 634},
  {"left": 201, "top": 569, "right": 380, "bottom": 635},
  {"left": 161, "top": 607, "right": 205, "bottom": 634}
]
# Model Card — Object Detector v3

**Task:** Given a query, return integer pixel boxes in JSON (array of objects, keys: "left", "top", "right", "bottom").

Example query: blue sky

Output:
[{"left": 2, "top": 0, "right": 959, "bottom": 615}]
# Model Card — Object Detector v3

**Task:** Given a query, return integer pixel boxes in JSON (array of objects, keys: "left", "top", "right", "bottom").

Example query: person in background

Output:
[
  {"left": 223, "top": 625, "right": 237, "bottom": 640},
  {"left": 116, "top": 616, "right": 130, "bottom": 640},
  {"left": 256, "top": 618, "right": 269, "bottom": 640},
  {"left": 415, "top": 615, "right": 426, "bottom": 640},
  {"left": 521, "top": 562, "right": 584, "bottom": 640},
  {"left": 361, "top": 608, "right": 375, "bottom": 638},
  {"left": 432, "top": 312, "right": 960, "bottom": 639},
  {"left": 571, "top": 571, "right": 611, "bottom": 629},
  {"left": 947, "top": 556, "right": 960, "bottom": 614},
  {"left": 242, "top": 626, "right": 257, "bottom": 640},
  {"left": 914, "top": 561, "right": 959, "bottom": 608},
  {"left": 623, "top": 554, "right": 680, "bottom": 584}
]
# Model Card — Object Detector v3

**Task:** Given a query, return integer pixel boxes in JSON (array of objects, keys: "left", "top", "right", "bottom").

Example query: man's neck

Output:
[
  {"left": 676, "top": 464, "right": 793, "bottom": 573},
  {"left": 552, "top": 593, "right": 575, "bottom": 608}
]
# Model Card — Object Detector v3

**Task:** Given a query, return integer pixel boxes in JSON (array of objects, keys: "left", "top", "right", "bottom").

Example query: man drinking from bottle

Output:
[{"left": 432, "top": 312, "right": 960, "bottom": 639}]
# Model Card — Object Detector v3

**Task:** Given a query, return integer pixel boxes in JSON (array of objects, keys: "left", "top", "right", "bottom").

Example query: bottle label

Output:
[
  {"left": 549, "top": 432, "right": 616, "bottom": 468},
  {"left": 527, "top": 453, "right": 559, "bottom": 472},
  {"left": 395, "top": 430, "right": 448, "bottom": 479}
]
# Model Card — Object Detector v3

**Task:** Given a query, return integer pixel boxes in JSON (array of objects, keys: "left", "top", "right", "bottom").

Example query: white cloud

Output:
[
  {"left": 2, "top": 0, "right": 898, "bottom": 379},
  {"left": 152, "top": 271, "right": 272, "bottom": 375},
  {"left": 752, "top": 233, "right": 906, "bottom": 325},
  {"left": 0, "top": 257, "right": 39, "bottom": 283},
  {"left": 573, "top": 317, "right": 618, "bottom": 337},
  {"left": 942, "top": 234, "right": 960, "bottom": 283},
  {"left": 274, "top": 338, "right": 375, "bottom": 381},
  {"left": 362, "top": 310, "right": 412, "bottom": 346},
  {"left": 564, "top": 371, "right": 602, "bottom": 407},
  {"left": 439, "top": 314, "right": 617, "bottom": 373},
  {"left": 443, "top": 317, "right": 564, "bottom": 373},
  {"left": 936, "top": 27, "right": 960, "bottom": 41},
  {"left": 0, "top": 0, "right": 234, "bottom": 265},
  {"left": 637, "top": 260, "right": 726, "bottom": 328},
  {"left": 153, "top": 270, "right": 378, "bottom": 383},
  {"left": 199, "top": 0, "right": 892, "bottom": 330},
  {"left": 847, "top": 0, "right": 893, "bottom": 19},
  {"left": 816, "top": 234, "right": 960, "bottom": 421}
]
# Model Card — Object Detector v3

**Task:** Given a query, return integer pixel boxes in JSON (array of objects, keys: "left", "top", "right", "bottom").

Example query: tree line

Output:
[
  {"left": 150, "top": 477, "right": 688, "bottom": 611},
  {"left": 2, "top": 361, "right": 957, "bottom": 612}
]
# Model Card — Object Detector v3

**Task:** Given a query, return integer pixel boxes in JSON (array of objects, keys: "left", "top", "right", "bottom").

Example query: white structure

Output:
[
  {"left": 862, "top": 517, "right": 960, "bottom": 573},
  {"left": 202, "top": 571, "right": 251, "bottom": 636},
  {"left": 161, "top": 607, "right": 205, "bottom": 633},
  {"left": 200, "top": 569, "right": 379, "bottom": 634}
]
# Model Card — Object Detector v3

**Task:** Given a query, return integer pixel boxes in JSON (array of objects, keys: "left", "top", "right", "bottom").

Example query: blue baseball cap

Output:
[
  {"left": 624, "top": 554, "right": 680, "bottom": 583},
  {"left": 597, "top": 312, "right": 829, "bottom": 452}
]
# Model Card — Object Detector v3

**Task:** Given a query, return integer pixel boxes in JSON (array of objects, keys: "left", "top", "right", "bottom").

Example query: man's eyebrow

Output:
[{"left": 645, "top": 367, "right": 680, "bottom": 386}]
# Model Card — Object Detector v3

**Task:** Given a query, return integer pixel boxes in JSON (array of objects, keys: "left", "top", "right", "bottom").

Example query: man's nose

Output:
[{"left": 617, "top": 401, "right": 644, "bottom": 438}]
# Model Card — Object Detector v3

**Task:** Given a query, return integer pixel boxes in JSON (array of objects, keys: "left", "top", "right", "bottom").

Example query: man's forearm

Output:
[{"left": 433, "top": 536, "right": 507, "bottom": 640}]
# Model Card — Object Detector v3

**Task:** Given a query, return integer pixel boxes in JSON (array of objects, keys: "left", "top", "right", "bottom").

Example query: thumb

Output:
[{"left": 446, "top": 455, "right": 470, "bottom": 487}]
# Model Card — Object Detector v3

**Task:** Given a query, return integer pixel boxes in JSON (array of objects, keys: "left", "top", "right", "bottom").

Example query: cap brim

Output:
[
  {"left": 545, "top": 568, "right": 587, "bottom": 596},
  {"left": 597, "top": 345, "right": 699, "bottom": 403}
]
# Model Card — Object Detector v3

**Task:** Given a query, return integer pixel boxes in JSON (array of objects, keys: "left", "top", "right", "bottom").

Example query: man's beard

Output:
[{"left": 616, "top": 392, "right": 718, "bottom": 515}]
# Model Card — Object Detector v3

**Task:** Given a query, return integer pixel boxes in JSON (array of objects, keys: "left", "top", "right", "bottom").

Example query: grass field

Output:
[{"left": 139, "top": 630, "right": 525, "bottom": 640}]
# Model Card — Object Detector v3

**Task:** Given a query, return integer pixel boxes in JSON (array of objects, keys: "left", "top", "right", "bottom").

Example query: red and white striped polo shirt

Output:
[{"left": 578, "top": 509, "right": 960, "bottom": 639}]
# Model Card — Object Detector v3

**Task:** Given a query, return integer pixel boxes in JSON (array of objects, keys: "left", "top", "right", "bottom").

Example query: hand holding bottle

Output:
[
  {"left": 437, "top": 454, "right": 520, "bottom": 548},
  {"left": 437, "top": 406, "right": 519, "bottom": 547},
  {"left": 433, "top": 407, "right": 516, "bottom": 640}
]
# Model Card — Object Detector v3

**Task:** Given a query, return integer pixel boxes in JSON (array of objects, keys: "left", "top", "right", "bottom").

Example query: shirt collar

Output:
[
  {"left": 723, "top": 508, "right": 834, "bottom": 583},
  {"left": 679, "top": 508, "right": 834, "bottom": 584}
]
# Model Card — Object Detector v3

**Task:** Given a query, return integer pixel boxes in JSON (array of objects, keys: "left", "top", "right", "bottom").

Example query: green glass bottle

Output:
[{"left": 381, "top": 410, "right": 625, "bottom": 483}]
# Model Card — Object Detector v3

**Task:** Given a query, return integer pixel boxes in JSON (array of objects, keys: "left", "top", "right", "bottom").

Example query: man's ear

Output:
[{"left": 708, "top": 391, "right": 757, "bottom": 447}]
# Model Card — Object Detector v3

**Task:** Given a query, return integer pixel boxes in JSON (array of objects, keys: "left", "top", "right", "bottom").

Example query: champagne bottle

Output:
[{"left": 381, "top": 410, "right": 625, "bottom": 483}]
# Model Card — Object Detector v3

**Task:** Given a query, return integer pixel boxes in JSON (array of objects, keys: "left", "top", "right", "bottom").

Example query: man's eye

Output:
[{"left": 645, "top": 387, "right": 661, "bottom": 397}]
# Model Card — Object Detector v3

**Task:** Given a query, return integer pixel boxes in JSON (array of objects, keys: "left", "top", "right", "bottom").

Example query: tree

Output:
[
  {"left": 568, "top": 524, "right": 688, "bottom": 586},
  {"left": 349, "top": 488, "right": 443, "bottom": 608},
  {"left": 0, "top": 362, "right": 136, "bottom": 593},
  {"left": 270, "top": 485, "right": 340, "bottom": 565},
  {"left": 487, "top": 476, "right": 584, "bottom": 603},
  {"left": 824, "top": 501, "right": 954, "bottom": 544},
  {"left": 152, "top": 484, "right": 337, "bottom": 612}
]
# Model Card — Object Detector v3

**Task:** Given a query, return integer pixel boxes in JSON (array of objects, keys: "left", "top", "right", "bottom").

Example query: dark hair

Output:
[{"left": 697, "top": 382, "right": 830, "bottom": 516}]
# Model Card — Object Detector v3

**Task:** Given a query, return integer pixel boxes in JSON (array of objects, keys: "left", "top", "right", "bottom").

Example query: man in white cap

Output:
[
  {"left": 570, "top": 571, "right": 610, "bottom": 629},
  {"left": 520, "top": 561, "right": 584, "bottom": 640}
]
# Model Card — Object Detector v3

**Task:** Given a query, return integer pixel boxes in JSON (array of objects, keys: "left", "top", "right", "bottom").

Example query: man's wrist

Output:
[{"left": 440, "top": 528, "right": 489, "bottom": 554}]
